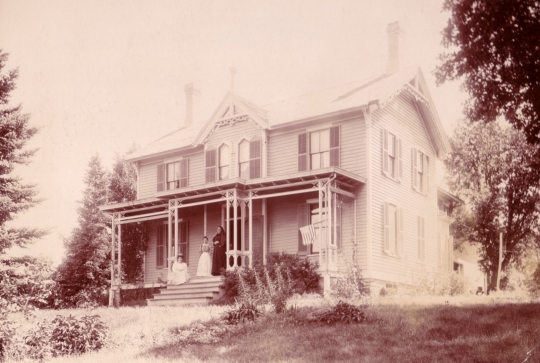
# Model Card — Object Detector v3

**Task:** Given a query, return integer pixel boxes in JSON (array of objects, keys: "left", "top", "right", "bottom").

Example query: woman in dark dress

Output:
[{"left": 211, "top": 226, "right": 227, "bottom": 276}]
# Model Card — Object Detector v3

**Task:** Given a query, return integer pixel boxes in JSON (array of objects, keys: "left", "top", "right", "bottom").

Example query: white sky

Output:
[{"left": 0, "top": 0, "right": 465, "bottom": 265}]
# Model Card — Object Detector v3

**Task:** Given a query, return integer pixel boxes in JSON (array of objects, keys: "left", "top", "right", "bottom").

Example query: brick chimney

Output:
[
  {"left": 386, "top": 22, "right": 405, "bottom": 75},
  {"left": 184, "top": 83, "right": 200, "bottom": 127}
]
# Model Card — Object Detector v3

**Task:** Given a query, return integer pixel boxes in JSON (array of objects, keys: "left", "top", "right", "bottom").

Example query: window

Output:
[
  {"left": 205, "top": 148, "right": 217, "bottom": 183},
  {"left": 219, "top": 144, "right": 230, "bottom": 180},
  {"left": 238, "top": 140, "right": 249, "bottom": 179},
  {"left": 166, "top": 160, "right": 188, "bottom": 190},
  {"left": 384, "top": 202, "right": 403, "bottom": 256},
  {"left": 178, "top": 221, "right": 189, "bottom": 266},
  {"left": 382, "top": 129, "right": 402, "bottom": 181},
  {"left": 156, "top": 223, "right": 168, "bottom": 269},
  {"left": 298, "top": 126, "right": 339, "bottom": 172},
  {"left": 412, "top": 148, "right": 430, "bottom": 194},
  {"left": 238, "top": 138, "right": 261, "bottom": 179},
  {"left": 417, "top": 216, "right": 425, "bottom": 260}
]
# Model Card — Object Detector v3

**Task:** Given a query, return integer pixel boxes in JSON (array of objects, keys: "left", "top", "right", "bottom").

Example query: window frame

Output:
[
  {"left": 384, "top": 201, "right": 403, "bottom": 257},
  {"left": 298, "top": 125, "right": 340, "bottom": 172},
  {"left": 165, "top": 158, "right": 189, "bottom": 190},
  {"left": 382, "top": 128, "right": 402, "bottom": 182},
  {"left": 235, "top": 135, "right": 262, "bottom": 180},
  {"left": 412, "top": 147, "right": 430, "bottom": 195},
  {"left": 218, "top": 143, "right": 231, "bottom": 181}
]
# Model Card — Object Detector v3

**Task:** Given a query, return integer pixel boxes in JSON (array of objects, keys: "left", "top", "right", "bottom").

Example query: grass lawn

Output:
[{"left": 6, "top": 299, "right": 540, "bottom": 363}]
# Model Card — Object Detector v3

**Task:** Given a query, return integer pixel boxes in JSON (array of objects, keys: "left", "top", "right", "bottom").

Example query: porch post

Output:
[
  {"left": 168, "top": 202, "right": 172, "bottom": 261},
  {"left": 118, "top": 224, "right": 122, "bottom": 286},
  {"left": 226, "top": 194, "right": 230, "bottom": 268},
  {"left": 248, "top": 195, "right": 253, "bottom": 267},
  {"left": 318, "top": 181, "right": 323, "bottom": 269},
  {"left": 262, "top": 198, "right": 267, "bottom": 265},
  {"left": 204, "top": 204, "right": 207, "bottom": 236},
  {"left": 109, "top": 215, "right": 115, "bottom": 307},
  {"left": 233, "top": 189, "right": 238, "bottom": 267},
  {"left": 174, "top": 205, "right": 179, "bottom": 258},
  {"left": 326, "top": 183, "right": 331, "bottom": 272}
]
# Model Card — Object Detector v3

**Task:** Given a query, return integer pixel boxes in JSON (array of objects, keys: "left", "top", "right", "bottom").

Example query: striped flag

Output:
[{"left": 299, "top": 224, "right": 316, "bottom": 245}]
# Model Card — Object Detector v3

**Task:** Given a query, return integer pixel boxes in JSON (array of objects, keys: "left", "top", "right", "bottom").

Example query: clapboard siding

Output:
[
  {"left": 370, "top": 92, "right": 438, "bottom": 284},
  {"left": 138, "top": 151, "right": 204, "bottom": 199},
  {"left": 268, "top": 118, "right": 366, "bottom": 178}
]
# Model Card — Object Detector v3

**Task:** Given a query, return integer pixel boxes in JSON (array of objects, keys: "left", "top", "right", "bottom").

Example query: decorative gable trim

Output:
[{"left": 194, "top": 92, "right": 268, "bottom": 146}]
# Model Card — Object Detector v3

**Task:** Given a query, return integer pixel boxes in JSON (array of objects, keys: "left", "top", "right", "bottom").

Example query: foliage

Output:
[
  {"left": 0, "top": 52, "right": 46, "bottom": 255},
  {"left": 172, "top": 318, "right": 238, "bottom": 345},
  {"left": 221, "top": 252, "right": 321, "bottom": 302},
  {"left": 54, "top": 155, "right": 111, "bottom": 308},
  {"left": 119, "top": 286, "right": 161, "bottom": 307},
  {"left": 223, "top": 300, "right": 262, "bottom": 324},
  {"left": 436, "top": 0, "right": 540, "bottom": 145},
  {"left": 409, "top": 269, "right": 472, "bottom": 296},
  {"left": 311, "top": 300, "right": 366, "bottom": 325},
  {"left": 445, "top": 119, "right": 540, "bottom": 292},
  {"left": 0, "top": 256, "right": 55, "bottom": 359},
  {"left": 528, "top": 264, "right": 540, "bottom": 297},
  {"left": 331, "top": 235, "right": 366, "bottom": 299},
  {"left": 24, "top": 314, "right": 107, "bottom": 359},
  {"left": 108, "top": 153, "right": 148, "bottom": 283}
]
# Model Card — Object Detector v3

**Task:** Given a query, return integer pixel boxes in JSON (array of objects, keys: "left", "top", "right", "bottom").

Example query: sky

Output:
[{"left": 0, "top": 0, "right": 466, "bottom": 265}]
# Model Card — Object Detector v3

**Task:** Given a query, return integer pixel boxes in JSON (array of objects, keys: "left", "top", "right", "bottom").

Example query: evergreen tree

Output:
[
  {"left": 0, "top": 50, "right": 45, "bottom": 254},
  {"left": 109, "top": 153, "right": 147, "bottom": 283},
  {"left": 54, "top": 155, "right": 110, "bottom": 306}
]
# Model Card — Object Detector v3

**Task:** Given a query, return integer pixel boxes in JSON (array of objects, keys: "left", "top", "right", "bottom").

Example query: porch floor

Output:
[{"left": 147, "top": 276, "right": 224, "bottom": 306}]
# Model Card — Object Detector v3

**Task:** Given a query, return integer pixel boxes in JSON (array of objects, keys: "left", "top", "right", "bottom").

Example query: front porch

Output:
[{"left": 101, "top": 167, "right": 365, "bottom": 305}]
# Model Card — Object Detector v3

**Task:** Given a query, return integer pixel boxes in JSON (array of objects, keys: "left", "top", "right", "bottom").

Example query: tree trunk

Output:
[{"left": 487, "top": 268, "right": 498, "bottom": 294}]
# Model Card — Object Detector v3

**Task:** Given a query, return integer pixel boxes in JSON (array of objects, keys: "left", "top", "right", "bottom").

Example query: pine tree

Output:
[
  {"left": 0, "top": 50, "right": 46, "bottom": 254},
  {"left": 55, "top": 155, "right": 110, "bottom": 306},
  {"left": 108, "top": 153, "right": 148, "bottom": 283}
]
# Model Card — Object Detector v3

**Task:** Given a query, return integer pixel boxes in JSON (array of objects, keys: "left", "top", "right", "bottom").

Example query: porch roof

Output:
[{"left": 99, "top": 167, "right": 364, "bottom": 214}]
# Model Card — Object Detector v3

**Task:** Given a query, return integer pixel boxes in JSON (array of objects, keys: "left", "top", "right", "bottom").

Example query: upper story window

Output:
[
  {"left": 298, "top": 126, "right": 339, "bottom": 172},
  {"left": 218, "top": 144, "right": 230, "bottom": 180},
  {"left": 166, "top": 160, "right": 188, "bottom": 190},
  {"left": 238, "top": 138, "right": 261, "bottom": 179},
  {"left": 382, "top": 129, "right": 402, "bottom": 181},
  {"left": 157, "top": 159, "right": 188, "bottom": 192},
  {"left": 412, "top": 148, "right": 429, "bottom": 194},
  {"left": 384, "top": 202, "right": 403, "bottom": 257}
]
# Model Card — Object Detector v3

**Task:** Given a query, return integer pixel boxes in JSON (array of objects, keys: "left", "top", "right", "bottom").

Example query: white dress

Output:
[
  {"left": 168, "top": 261, "right": 189, "bottom": 285},
  {"left": 196, "top": 243, "right": 212, "bottom": 277}
]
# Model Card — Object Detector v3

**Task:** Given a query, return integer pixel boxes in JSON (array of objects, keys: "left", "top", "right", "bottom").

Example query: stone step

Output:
[
  {"left": 147, "top": 296, "right": 213, "bottom": 306},
  {"left": 152, "top": 291, "right": 218, "bottom": 300},
  {"left": 146, "top": 276, "right": 224, "bottom": 306}
]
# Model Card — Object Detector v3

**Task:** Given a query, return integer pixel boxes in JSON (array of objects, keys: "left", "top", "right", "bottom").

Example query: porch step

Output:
[{"left": 147, "top": 276, "right": 224, "bottom": 306}]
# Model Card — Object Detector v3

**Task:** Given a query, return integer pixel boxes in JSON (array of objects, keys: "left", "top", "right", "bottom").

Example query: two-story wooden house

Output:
[{"left": 101, "top": 22, "right": 456, "bottom": 301}]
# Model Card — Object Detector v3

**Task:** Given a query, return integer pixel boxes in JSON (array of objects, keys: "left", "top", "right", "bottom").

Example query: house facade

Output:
[{"left": 101, "top": 22, "right": 455, "bottom": 295}]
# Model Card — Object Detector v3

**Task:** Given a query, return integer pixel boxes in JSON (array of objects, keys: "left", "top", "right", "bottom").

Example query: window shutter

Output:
[
  {"left": 382, "top": 130, "right": 389, "bottom": 176},
  {"left": 179, "top": 221, "right": 189, "bottom": 266},
  {"left": 157, "top": 163, "right": 165, "bottom": 192},
  {"left": 205, "top": 149, "right": 216, "bottom": 183},
  {"left": 298, "top": 133, "right": 308, "bottom": 172},
  {"left": 397, "top": 207, "right": 404, "bottom": 257},
  {"left": 297, "top": 204, "right": 309, "bottom": 253},
  {"left": 397, "top": 139, "right": 403, "bottom": 181},
  {"left": 249, "top": 139, "right": 261, "bottom": 179},
  {"left": 384, "top": 202, "right": 389, "bottom": 252},
  {"left": 425, "top": 155, "right": 430, "bottom": 194},
  {"left": 156, "top": 224, "right": 165, "bottom": 268},
  {"left": 180, "top": 159, "right": 189, "bottom": 188},
  {"left": 412, "top": 148, "right": 418, "bottom": 191},
  {"left": 329, "top": 126, "right": 340, "bottom": 167}
]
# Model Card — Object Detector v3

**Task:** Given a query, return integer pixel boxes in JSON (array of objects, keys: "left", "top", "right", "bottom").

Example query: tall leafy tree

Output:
[
  {"left": 108, "top": 153, "right": 148, "bottom": 283},
  {"left": 0, "top": 51, "right": 46, "bottom": 254},
  {"left": 54, "top": 155, "right": 110, "bottom": 306},
  {"left": 436, "top": 0, "right": 540, "bottom": 144},
  {"left": 446, "top": 119, "right": 540, "bottom": 292}
]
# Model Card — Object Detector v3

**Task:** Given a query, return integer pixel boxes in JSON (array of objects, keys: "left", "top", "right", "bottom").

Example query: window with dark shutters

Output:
[
  {"left": 205, "top": 149, "right": 217, "bottom": 183},
  {"left": 298, "top": 133, "right": 308, "bottom": 172},
  {"left": 329, "top": 126, "right": 340, "bottom": 167},
  {"left": 249, "top": 138, "right": 261, "bottom": 179},
  {"left": 156, "top": 224, "right": 167, "bottom": 269},
  {"left": 166, "top": 159, "right": 189, "bottom": 190},
  {"left": 297, "top": 203, "right": 309, "bottom": 253}
]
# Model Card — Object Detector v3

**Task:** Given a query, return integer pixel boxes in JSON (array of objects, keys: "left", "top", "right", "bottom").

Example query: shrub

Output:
[
  {"left": 312, "top": 300, "right": 366, "bottom": 325},
  {"left": 120, "top": 286, "right": 161, "bottom": 306},
  {"left": 331, "top": 235, "right": 367, "bottom": 300},
  {"left": 172, "top": 318, "right": 237, "bottom": 344},
  {"left": 223, "top": 301, "right": 262, "bottom": 324},
  {"left": 221, "top": 252, "right": 321, "bottom": 301},
  {"left": 24, "top": 314, "right": 108, "bottom": 358}
]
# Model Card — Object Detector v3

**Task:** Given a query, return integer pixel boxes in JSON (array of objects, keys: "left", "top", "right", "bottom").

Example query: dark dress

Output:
[{"left": 211, "top": 233, "right": 227, "bottom": 276}]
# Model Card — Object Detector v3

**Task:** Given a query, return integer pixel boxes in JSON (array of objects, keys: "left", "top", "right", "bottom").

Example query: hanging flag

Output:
[{"left": 299, "top": 224, "right": 316, "bottom": 245}]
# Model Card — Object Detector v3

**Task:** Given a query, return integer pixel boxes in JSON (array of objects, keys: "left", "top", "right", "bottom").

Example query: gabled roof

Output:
[{"left": 128, "top": 66, "right": 451, "bottom": 161}]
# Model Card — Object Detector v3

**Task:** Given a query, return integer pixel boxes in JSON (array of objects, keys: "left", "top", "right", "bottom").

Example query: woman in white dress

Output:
[
  {"left": 196, "top": 236, "right": 212, "bottom": 277},
  {"left": 168, "top": 254, "right": 189, "bottom": 285}
]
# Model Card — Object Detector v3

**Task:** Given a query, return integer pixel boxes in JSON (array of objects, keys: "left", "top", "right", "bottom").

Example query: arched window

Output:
[{"left": 219, "top": 144, "right": 230, "bottom": 180}]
